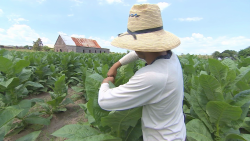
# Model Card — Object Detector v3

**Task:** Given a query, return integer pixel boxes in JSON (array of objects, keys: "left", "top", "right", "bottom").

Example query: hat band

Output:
[
  {"left": 118, "top": 26, "right": 163, "bottom": 40},
  {"left": 127, "top": 26, "right": 163, "bottom": 40}
]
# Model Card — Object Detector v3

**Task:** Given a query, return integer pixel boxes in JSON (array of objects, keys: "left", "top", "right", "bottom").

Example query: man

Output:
[{"left": 98, "top": 4, "right": 186, "bottom": 141}]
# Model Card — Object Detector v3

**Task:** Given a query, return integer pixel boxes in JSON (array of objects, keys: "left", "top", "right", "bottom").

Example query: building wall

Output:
[
  {"left": 67, "top": 46, "right": 76, "bottom": 52},
  {"left": 74, "top": 47, "right": 110, "bottom": 54},
  {"left": 54, "top": 35, "right": 110, "bottom": 53},
  {"left": 54, "top": 36, "right": 67, "bottom": 52}
]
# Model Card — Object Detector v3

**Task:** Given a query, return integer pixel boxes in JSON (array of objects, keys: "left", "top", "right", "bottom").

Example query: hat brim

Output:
[{"left": 111, "top": 30, "right": 181, "bottom": 52}]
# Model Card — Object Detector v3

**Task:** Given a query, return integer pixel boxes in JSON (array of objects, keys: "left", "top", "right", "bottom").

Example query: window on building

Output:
[
  {"left": 95, "top": 50, "right": 96, "bottom": 53},
  {"left": 83, "top": 50, "right": 85, "bottom": 53},
  {"left": 100, "top": 50, "right": 101, "bottom": 53},
  {"left": 89, "top": 50, "right": 91, "bottom": 53}
]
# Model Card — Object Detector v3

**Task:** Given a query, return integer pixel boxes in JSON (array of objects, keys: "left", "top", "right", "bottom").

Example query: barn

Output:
[{"left": 54, "top": 34, "right": 110, "bottom": 53}]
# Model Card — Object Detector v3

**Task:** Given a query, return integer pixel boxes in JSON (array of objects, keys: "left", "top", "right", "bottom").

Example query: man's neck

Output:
[{"left": 144, "top": 51, "right": 167, "bottom": 65}]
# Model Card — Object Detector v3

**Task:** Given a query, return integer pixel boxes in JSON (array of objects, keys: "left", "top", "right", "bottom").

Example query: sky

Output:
[{"left": 0, "top": 0, "right": 250, "bottom": 55}]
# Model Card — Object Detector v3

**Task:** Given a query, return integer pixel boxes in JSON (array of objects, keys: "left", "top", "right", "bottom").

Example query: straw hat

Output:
[{"left": 111, "top": 4, "right": 181, "bottom": 52}]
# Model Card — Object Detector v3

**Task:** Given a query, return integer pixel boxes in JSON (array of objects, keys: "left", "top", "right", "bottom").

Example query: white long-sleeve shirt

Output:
[{"left": 98, "top": 51, "right": 186, "bottom": 141}]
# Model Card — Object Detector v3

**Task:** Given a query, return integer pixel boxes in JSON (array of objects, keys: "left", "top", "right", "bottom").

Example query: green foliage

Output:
[
  {"left": 238, "top": 46, "right": 250, "bottom": 58},
  {"left": 16, "top": 130, "right": 41, "bottom": 141},
  {"left": 40, "top": 75, "right": 73, "bottom": 114},
  {"left": 42, "top": 46, "right": 50, "bottom": 52},
  {"left": 32, "top": 38, "right": 43, "bottom": 51}
]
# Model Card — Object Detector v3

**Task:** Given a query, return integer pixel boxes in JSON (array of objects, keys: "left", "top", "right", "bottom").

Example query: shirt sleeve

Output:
[
  {"left": 119, "top": 51, "right": 139, "bottom": 65},
  {"left": 98, "top": 71, "right": 164, "bottom": 111}
]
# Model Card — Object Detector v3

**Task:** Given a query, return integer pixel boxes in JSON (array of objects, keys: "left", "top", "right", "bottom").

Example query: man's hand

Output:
[
  {"left": 107, "top": 62, "right": 122, "bottom": 78},
  {"left": 102, "top": 77, "right": 115, "bottom": 84}
]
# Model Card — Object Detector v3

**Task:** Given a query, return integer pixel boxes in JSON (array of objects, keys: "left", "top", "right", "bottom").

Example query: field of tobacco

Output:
[{"left": 0, "top": 49, "right": 250, "bottom": 141}]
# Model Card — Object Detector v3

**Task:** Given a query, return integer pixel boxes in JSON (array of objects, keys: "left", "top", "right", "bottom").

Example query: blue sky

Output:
[{"left": 0, "top": 0, "right": 249, "bottom": 55}]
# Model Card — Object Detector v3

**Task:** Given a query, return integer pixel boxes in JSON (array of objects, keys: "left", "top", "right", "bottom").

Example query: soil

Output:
[{"left": 4, "top": 88, "right": 87, "bottom": 141}]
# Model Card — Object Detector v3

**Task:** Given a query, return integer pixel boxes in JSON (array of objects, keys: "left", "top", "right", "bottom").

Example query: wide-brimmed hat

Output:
[{"left": 111, "top": 4, "right": 181, "bottom": 52}]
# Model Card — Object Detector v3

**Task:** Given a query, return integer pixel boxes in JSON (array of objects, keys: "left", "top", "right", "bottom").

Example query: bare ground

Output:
[{"left": 4, "top": 88, "right": 87, "bottom": 141}]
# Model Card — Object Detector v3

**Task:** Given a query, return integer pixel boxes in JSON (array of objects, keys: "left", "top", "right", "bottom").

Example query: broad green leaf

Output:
[
  {"left": 92, "top": 96, "right": 110, "bottom": 125},
  {"left": 65, "top": 134, "right": 120, "bottom": 141},
  {"left": 232, "top": 67, "right": 250, "bottom": 90},
  {"left": 206, "top": 101, "right": 242, "bottom": 126},
  {"left": 85, "top": 72, "right": 102, "bottom": 100},
  {"left": 18, "top": 69, "right": 32, "bottom": 83},
  {"left": 25, "top": 81, "right": 44, "bottom": 88},
  {"left": 47, "top": 95, "right": 66, "bottom": 107},
  {"left": 61, "top": 98, "right": 74, "bottom": 106},
  {"left": 71, "top": 86, "right": 84, "bottom": 92},
  {"left": 221, "top": 58, "right": 237, "bottom": 70},
  {"left": 186, "top": 119, "right": 213, "bottom": 141},
  {"left": 0, "top": 119, "right": 13, "bottom": 140},
  {"left": 225, "top": 134, "right": 247, "bottom": 141},
  {"left": 16, "top": 130, "right": 41, "bottom": 141},
  {"left": 52, "top": 124, "right": 100, "bottom": 138},
  {"left": 236, "top": 81, "right": 250, "bottom": 91},
  {"left": 53, "top": 75, "right": 67, "bottom": 95},
  {"left": 102, "top": 64, "right": 109, "bottom": 78},
  {"left": 184, "top": 65, "right": 195, "bottom": 74},
  {"left": 124, "top": 120, "right": 142, "bottom": 141},
  {"left": 0, "top": 106, "right": 23, "bottom": 128},
  {"left": 230, "top": 102, "right": 250, "bottom": 129},
  {"left": 89, "top": 73, "right": 104, "bottom": 83},
  {"left": 189, "top": 89, "right": 214, "bottom": 133},
  {"left": 24, "top": 116, "right": 50, "bottom": 125},
  {"left": 208, "top": 58, "right": 228, "bottom": 83},
  {"left": 199, "top": 75, "right": 224, "bottom": 101},
  {"left": 0, "top": 56, "right": 12, "bottom": 73},
  {"left": 230, "top": 90, "right": 250, "bottom": 106},
  {"left": 101, "top": 107, "right": 142, "bottom": 132},
  {"left": 0, "top": 77, "right": 20, "bottom": 90},
  {"left": 13, "top": 60, "right": 30, "bottom": 74},
  {"left": 13, "top": 100, "right": 33, "bottom": 118}
]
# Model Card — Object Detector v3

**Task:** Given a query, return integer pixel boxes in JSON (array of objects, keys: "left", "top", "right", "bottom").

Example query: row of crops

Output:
[{"left": 0, "top": 49, "right": 250, "bottom": 141}]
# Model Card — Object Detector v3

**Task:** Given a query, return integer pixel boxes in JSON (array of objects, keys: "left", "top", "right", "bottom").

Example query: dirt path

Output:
[{"left": 4, "top": 88, "right": 87, "bottom": 141}]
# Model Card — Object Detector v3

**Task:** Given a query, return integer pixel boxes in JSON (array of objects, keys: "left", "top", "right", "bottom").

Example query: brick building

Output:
[{"left": 54, "top": 34, "right": 110, "bottom": 53}]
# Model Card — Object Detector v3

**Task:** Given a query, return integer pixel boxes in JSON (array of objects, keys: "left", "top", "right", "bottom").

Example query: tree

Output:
[
  {"left": 238, "top": 46, "right": 250, "bottom": 58},
  {"left": 43, "top": 46, "right": 50, "bottom": 52},
  {"left": 212, "top": 51, "right": 220, "bottom": 59},
  {"left": 24, "top": 45, "right": 29, "bottom": 49},
  {"left": 220, "top": 50, "right": 237, "bottom": 60},
  {"left": 33, "top": 38, "right": 43, "bottom": 51}
]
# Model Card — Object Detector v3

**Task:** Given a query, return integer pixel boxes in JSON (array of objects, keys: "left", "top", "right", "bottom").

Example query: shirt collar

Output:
[{"left": 145, "top": 50, "right": 172, "bottom": 66}]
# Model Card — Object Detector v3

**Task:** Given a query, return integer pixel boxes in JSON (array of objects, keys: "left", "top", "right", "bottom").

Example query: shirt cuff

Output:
[{"left": 100, "top": 83, "right": 110, "bottom": 92}]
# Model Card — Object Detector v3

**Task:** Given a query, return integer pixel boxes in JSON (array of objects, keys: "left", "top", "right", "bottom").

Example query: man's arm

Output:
[
  {"left": 106, "top": 51, "right": 139, "bottom": 78},
  {"left": 99, "top": 71, "right": 164, "bottom": 111}
]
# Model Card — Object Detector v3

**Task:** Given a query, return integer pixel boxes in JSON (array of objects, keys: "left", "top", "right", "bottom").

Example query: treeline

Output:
[{"left": 212, "top": 46, "right": 250, "bottom": 59}]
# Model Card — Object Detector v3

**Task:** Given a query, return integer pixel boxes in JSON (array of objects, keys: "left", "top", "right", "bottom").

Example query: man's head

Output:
[{"left": 111, "top": 4, "right": 181, "bottom": 52}]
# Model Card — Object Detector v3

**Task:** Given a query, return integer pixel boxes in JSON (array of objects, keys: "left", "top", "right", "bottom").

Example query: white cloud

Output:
[
  {"left": 192, "top": 33, "right": 204, "bottom": 38},
  {"left": 71, "top": 0, "right": 83, "bottom": 5},
  {"left": 173, "top": 33, "right": 250, "bottom": 55},
  {"left": 176, "top": 17, "right": 203, "bottom": 22},
  {"left": 71, "top": 34, "right": 85, "bottom": 38},
  {"left": 58, "top": 32, "right": 67, "bottom": 35},
  {"left": 110, "top": 36, "right": 115, "bottom": 40},
  {"left": 0, "top": 24, "right": 50, "bottom": 46},
  {"left": 68, "top": 14, "right": 74, "bottom": 17},
  {"left": 137, "top": 0, "right": 147, "bottom": 2},
  {"left": 157, "top": 2, "right": 171, "bottom": 11},
  {"left": 106, "top": 0, "right": 122, "bottom": 4},
  {"left": 36, "top": 0, "right": 46, "bottom": 4},
  {"left": 13, "top": 18, "right": 29, "bottom": 24},
  {"left": 0, "top": 28, "right": 4, "bottom": 32}
]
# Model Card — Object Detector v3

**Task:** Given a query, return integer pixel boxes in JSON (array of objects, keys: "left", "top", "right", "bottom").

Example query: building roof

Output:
[{"left": 59, "top": 34, "right": 101, "bottom": 48}]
